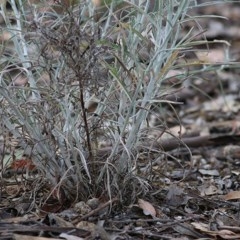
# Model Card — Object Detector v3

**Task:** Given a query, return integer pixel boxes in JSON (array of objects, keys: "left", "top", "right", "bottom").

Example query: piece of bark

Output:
[{"left": 95, "top": 134, "right": 240, "bottom": 158}]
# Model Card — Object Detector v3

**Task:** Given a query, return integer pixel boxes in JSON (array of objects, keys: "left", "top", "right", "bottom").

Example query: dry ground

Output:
[{"left": 1, "top": 1, "right": 240, "bottom": 240}]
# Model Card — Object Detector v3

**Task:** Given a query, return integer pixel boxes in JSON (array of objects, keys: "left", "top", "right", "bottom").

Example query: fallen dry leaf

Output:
[
  {"left": 76, "top": 221, "right": 110, "bottom": 240},
  {"left": 138, "top": 199, "right": 156, "bottom": 218},
  {"left": 217, "top": 229, "right": 240, "bottom": 239},
  {"left": 192, "top": 222, "right": 240, "bottom": 239},
  {"left": 166, "top": 185, "right": 188, "bottom": 207},
  {"left": 59, "top": 233, "right": 84, "bottom": 240},
  {"left": 195, "top": 49, "right": 226, "bottom": 64},
  {"left": 13, "top": 233, "right": 61, "bottom": 240},
  {"left": 198, "top": 169, "right": 219, "bottom": 176},
  {"left": 223, "top": 191, "right": 240, "bottom": 201},
  {"left": 198, "top": 183, "right": 222, "bottom": 196},
  {"left": 10, "top": 158, "right": 36, "bottom": 171}
]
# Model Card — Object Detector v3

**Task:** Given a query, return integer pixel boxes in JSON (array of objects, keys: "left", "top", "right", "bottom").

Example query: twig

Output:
[{"left": 111, "top": 215, "right": 203, "bottom": 225}]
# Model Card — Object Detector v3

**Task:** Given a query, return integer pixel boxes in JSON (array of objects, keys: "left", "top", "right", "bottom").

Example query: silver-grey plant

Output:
[{"left": 0, "top": 0, "right": 232, "bottom": 202}]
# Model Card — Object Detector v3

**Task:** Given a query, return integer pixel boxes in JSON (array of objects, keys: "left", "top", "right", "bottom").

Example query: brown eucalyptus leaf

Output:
[
  {"left": 138, "top": 199, "right": 156, "bottom": 218},
  {"left": 223, "top": 191, "right": 240, "bottom": 201}
]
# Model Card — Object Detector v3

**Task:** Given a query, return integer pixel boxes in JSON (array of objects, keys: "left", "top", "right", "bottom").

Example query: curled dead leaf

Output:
[{"left": 138, "top": 199, "right": 156, "bottom": 218}]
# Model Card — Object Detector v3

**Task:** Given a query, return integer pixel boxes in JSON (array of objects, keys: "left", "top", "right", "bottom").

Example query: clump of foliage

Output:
[{"left": 0, "top": 0, "right": 211, "bottom": 204}]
